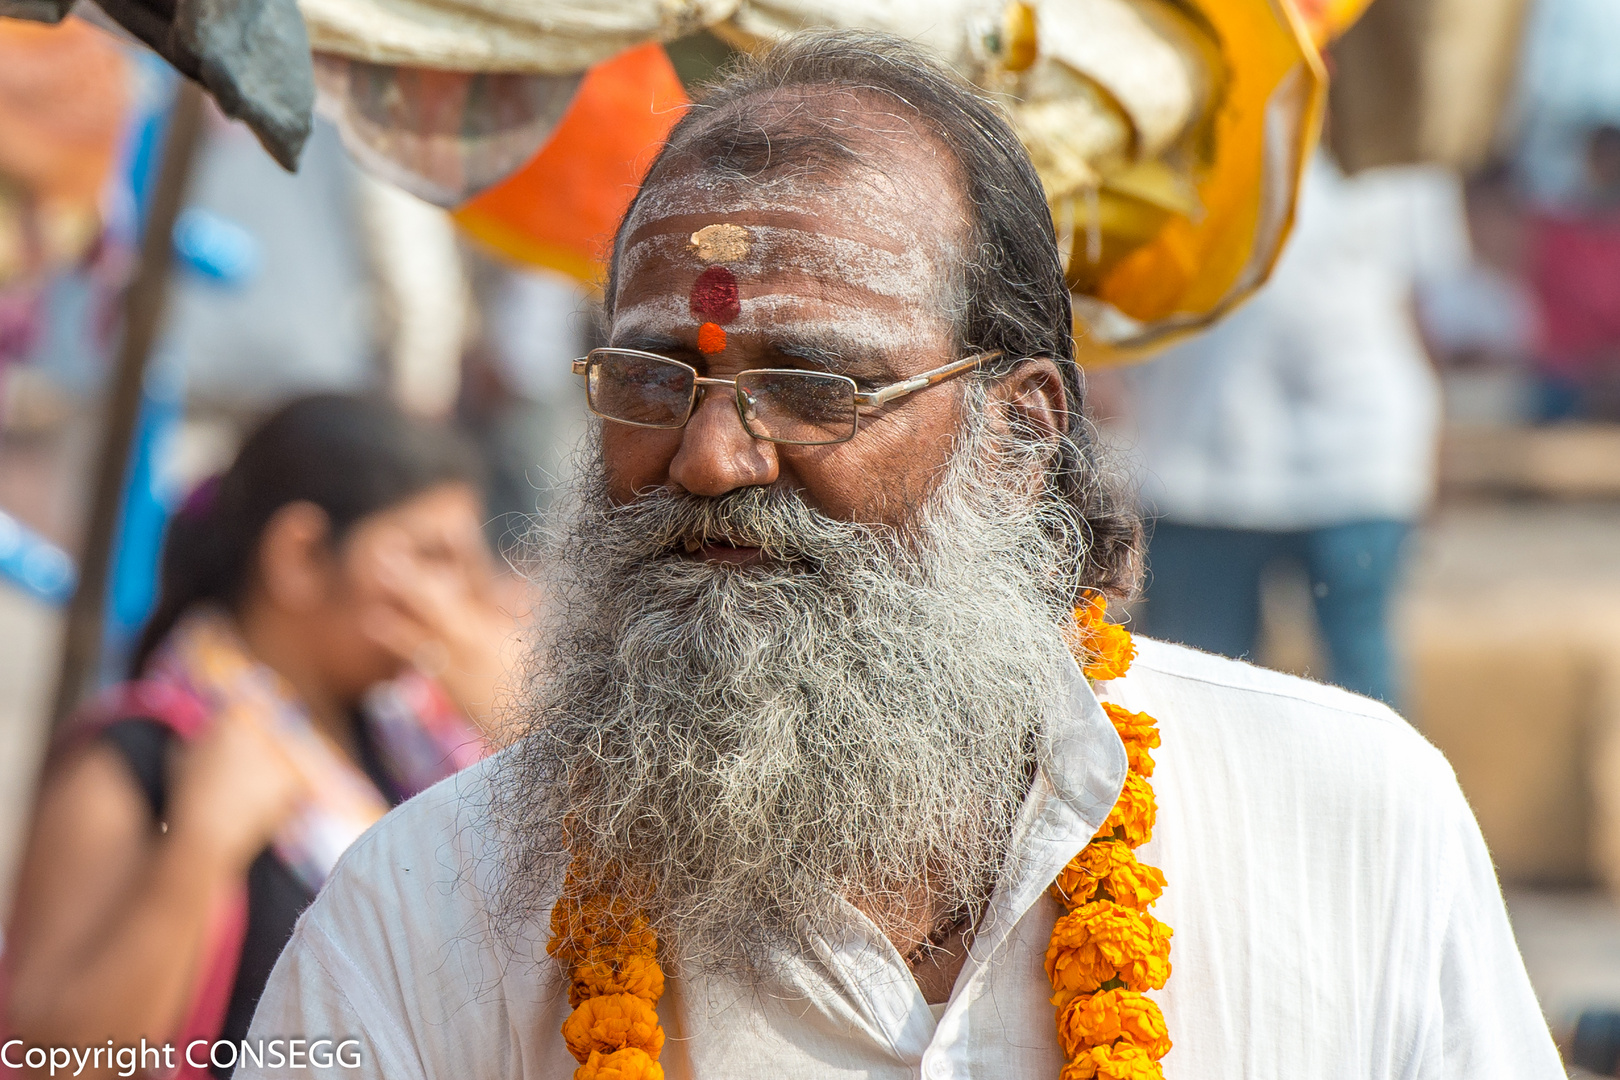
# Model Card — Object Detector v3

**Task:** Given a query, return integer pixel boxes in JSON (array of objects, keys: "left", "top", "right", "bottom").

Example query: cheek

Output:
[
  {"left": 601, "top": 424, "right": 685, "bottom": 501},
  {"left": 785, "top": 391, "right": 965, "bottom": 523}
]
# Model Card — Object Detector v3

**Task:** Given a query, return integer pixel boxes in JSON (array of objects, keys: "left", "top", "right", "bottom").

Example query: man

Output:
[{"left": 242, "top": 32, "right": 1559, "bottom": 1079}]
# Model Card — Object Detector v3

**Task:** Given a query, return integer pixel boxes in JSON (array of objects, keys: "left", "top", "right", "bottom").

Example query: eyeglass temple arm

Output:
[{"left": 854, "top": 351, "right": 1002, "bottom": 408}]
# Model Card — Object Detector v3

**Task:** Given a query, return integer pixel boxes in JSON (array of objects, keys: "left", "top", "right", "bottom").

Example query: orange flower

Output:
[
  {"left": 1050, "top": 841, "right": 1167, "bottom": 912},
  {"left": 549, "top": 895, "right": 657, "bottom": 964},
  {"left": 1059, "top": 1042, "right": 1165, "bottom": 1080},
  {"left": 1083, "top": 621, "right": 1138, "bottom": 681},
  {"left": 561, "top": 993, "right": 665, "bottom": 1063},
  {"left": 575, "top": 1047, "right": 665, "bottom": 1080},
  {"left": 1102, "top": 703, "right": 1161, "bottom": 778},
  {"left": 568, "top": 952, "right": 666, "bottom": 1007},
  {"left": 1074, "top": 597, "right": 1136, "bottom": 681},
  {"left": 1057, "top": 988, "right": 1171, "bottom": 1059},
  {"left": 1095, "top": 772, "right": 1156, "bottom": 848},
  {"left": 1046, "top": 901, "right": 1172, "bottom": 1002},
  {"left": 1075, "top": 594, "right": 1109, "bottom": 632}
]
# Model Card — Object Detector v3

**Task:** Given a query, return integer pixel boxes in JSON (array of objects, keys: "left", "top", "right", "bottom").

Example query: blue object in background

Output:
[
  {"left": 0, "top": 510, "right": 77, "bottom": 606},
  {"left": 172, "top": 207, "right": 261, "bottom": 285},
  {"left": 102, "top": 354, "right": 187, "bottom": 678}
]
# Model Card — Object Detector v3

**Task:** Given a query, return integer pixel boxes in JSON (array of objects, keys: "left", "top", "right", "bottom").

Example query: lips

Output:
[{"left": 677, "top": 534, "right": 765, "bottom": 564}]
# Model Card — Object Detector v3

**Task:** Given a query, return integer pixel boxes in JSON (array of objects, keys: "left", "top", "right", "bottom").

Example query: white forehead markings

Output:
[
  {"left": 611, "top": 295, "right": 943, "bottom": 358},
  {"left": 618, "top": 226, "right": 946, "bottom": 310}
]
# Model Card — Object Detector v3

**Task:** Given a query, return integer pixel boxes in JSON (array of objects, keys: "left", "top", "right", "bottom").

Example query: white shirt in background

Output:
[
  {"left": 240, "top": 640, "right": 1559, "bottom": 1080},
  {"left": 1116, "top": 154, "right": 1467, "bottom": 530}
]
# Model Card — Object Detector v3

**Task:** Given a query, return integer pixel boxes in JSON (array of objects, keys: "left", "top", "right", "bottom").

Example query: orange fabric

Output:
[
  {"left": 0, "top": 17, "right": 127, "bottom": 203},
  {"left": 453, "top": 43, "right": 688, "bottom": 288},
  {"left": 1095, "top": 0, "right": 1322, "bottom": 326}
]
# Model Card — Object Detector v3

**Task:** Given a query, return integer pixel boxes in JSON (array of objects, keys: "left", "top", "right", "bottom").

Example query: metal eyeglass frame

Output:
[{"left": 571, "top": 347, "right": 1003, "bottom": 446}]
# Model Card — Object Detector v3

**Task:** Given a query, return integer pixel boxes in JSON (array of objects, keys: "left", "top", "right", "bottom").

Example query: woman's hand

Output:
[
  {"left": 166, "top": 711, "right": 308, "bottom": 875},
  {"left": 354, "top": 519, "right": 530, "bottom": 736}
]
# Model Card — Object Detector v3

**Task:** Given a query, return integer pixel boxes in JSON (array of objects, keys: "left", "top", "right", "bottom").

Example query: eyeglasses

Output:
[{"left": 571, "top": 348, "right": 1001, "bottom": 446}]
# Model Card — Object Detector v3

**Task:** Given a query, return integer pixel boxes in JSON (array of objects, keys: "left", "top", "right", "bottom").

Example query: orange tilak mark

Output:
[{"left": 697, "top": 322, "right": 727, "bottom": 354}]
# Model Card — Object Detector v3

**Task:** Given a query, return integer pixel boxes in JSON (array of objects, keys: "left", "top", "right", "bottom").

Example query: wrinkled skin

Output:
[{"left": 602, "top": 89, "right": 1069, "bottom": 565}]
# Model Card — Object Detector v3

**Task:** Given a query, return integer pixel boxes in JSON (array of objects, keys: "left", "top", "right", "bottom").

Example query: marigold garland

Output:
[
  {"left": 549, "top": 874, "right": 668, "bottom": 1080},
  {"left": 547, "top": 599, "right": 1170, "bottom": 1079},
  {"left": 1049, "top": 600, "right": 1173, "bottom": 1076}
]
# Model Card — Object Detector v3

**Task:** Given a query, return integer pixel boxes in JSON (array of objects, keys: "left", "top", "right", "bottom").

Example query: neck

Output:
[{"left": 234, "top": 600, "right": 359, "bottom": 760}]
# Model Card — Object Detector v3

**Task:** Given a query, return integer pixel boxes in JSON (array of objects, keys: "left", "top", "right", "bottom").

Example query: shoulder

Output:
[
  {"left": 1116, "top": 636, "right": 1457, "bottom": 796},
  {"left": 1126, "top": 636, "right": 1401, "bottom": 721},
  {"left": 247, "top": 753, "right": 559, "bottom": 1078},
  {"left": 300, "top": 753, "right": 514, "bottom": 965}
]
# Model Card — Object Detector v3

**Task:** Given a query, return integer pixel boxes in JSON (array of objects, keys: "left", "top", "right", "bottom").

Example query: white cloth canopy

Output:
[{"left": 300, "top": 0, "right": 737, "bottom": 73}]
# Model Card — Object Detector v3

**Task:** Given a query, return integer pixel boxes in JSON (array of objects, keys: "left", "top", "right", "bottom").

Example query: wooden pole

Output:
[{"left": 50, "top": 80, "right": 207, "bottom": 727}]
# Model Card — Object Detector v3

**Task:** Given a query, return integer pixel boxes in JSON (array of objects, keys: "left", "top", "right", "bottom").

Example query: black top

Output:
[{"left": 100, "top": 717, "right": 399, "bottom": 1078}]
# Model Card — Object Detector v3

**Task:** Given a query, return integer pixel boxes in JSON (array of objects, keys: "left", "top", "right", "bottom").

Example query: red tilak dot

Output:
[
  {"left": 689, "top": 265, "right": 741, "bottom": 323},
  {"left": 697, "top": 322, "right": 727, "bottom": 354}
]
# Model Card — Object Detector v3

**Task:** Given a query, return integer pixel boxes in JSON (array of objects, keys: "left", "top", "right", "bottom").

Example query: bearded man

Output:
[{"left": 241, "top": 32, "right": 1559, "bottom": 1080}]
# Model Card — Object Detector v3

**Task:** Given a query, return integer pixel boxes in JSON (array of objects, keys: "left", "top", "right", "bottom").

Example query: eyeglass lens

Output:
[
  {"left": 587, "top": 351, "right": 859, "bottom": 445},
  {"left": 587, "top": 351, "right": 694, "bottom": 427},
  {"left": 735, "top": 370, "right": 857, "bottom": 444}
]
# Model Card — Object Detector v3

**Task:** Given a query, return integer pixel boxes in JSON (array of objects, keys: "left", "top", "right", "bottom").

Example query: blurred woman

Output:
[{"left": 3, "top": 394, "right": 522, "bottom": 1076}]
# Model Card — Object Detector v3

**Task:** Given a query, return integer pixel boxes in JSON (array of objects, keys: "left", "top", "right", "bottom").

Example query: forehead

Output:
[{"left": 610, "top": 126, "right": 970, "bottom": 348}]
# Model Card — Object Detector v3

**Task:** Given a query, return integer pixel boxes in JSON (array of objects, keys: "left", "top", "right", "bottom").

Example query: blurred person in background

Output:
[
  {"left": 2, "top": 394, "right": 522, "bottom": 1076},
  {"left": 1107, "top": 149, "right": 1469, "bottom": 706},
  {"left": 1526, "top": 124, "right": 1620, "bottom": 420}
]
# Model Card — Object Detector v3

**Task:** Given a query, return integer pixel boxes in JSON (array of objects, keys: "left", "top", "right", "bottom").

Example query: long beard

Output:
[{"left": 489, "top": 414, "right": 1084, "bottom": 977}]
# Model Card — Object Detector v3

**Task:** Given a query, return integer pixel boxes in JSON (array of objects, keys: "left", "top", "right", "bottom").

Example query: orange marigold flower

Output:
[
  {"left": 568, "top": 952, "right": 666, "bottom": 1007},
  {"left": 1102, "top": 703, "right": 1161, "bottom": 777},
  {"left": 549, "top": 895, "right": 657, "bottom": 965},
  {"left": 1049, "top": 841, "right": 1167, "bottom": 912},
  {"left": 1072, "top": 598, "right": 1137, "bottom": 682},
  {"left": 1095, "top": 772, "right": 1156, "bottom": 848},
  {"left": 561, "top": 993, "right": 664, "bottom": 1063},
  {"left": 575, "top": 1047, "right": 665, "bottom": 1080},
  {"left": 1083, "top": 621, "right": 1137, "bottom": 682},
  {"left": 1074, "top": 595, "right": 1109, "bottom": 632},
  {"left": 1059, "top": 1042, "right": 1165, "bottom": 1080},
  {"left": 1045, "top": 901, "right": 1172, "bottom": 1001},
  {"left": 1057, "top": 988, "right": 1171, "bottom": 1060}
]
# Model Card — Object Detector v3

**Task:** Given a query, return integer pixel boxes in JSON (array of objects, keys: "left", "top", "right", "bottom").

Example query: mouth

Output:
[{"left": 678, "top": 534, "right": 766, "bottom": 565}]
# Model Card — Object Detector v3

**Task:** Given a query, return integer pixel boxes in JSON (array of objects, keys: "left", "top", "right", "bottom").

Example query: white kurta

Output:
[{"left": 240, "top": 639, "right": 1561, "bottom": 1079}]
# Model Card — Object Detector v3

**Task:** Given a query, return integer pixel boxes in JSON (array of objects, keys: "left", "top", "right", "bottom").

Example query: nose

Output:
[{"left": 667, "top": 384, "right": 780, "bottom": 496}]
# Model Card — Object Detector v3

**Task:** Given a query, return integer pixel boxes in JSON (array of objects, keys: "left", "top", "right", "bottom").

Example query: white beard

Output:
[{"left": 489, "top": 409, "right": 1086, "bottom": 976}]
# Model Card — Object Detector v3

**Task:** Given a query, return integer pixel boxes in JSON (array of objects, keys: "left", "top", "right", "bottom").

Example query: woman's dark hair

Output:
[
  {"left": 132, "top": 393, "right": 483, "bottom": 675},
  {"left": 605, "top": 30, "right": 1142, "bottom": 601}
]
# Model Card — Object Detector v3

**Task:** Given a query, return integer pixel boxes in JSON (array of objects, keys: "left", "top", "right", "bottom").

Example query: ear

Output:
[
  {"left": 985, "top": 356, "right": 1070, "bottom": 443},
  {"left": 255, "top": 501, "right": 335, "bottom": 613}
]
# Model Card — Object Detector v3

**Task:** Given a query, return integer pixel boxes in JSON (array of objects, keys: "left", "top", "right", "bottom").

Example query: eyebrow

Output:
[
  {"left": 610, "top": 329, "right": 687, "bottom": 355},
  {"left": 770, "top": 333, "right": 899, "bottom": 381}
]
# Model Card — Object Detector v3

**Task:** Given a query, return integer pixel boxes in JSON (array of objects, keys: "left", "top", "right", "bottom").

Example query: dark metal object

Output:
[
  {"left": 50, "top": 79, "right": 207, "bottom": 729},
  {"left": 2, "top": 0, "right": 311, "bottom": 171}
]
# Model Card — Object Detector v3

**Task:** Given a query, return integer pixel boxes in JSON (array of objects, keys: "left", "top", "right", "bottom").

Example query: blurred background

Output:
[{"left": 2, "top": 0, "right": 1620, "bottom": 1071}]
